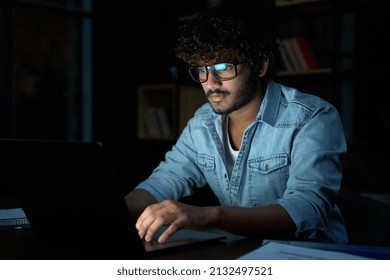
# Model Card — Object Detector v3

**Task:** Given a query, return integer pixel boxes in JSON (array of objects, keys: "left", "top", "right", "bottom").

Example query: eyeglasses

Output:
[{"left": 188, "top": 62, "right": 240, "bottom": 83}]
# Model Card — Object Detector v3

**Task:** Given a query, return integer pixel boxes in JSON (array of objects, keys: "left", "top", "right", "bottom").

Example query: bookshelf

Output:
[
  {"left": 275, "top": 1, "right": 336, "bottom": 77},
  {"left": 137, "top": 84, "right": 206, "bottom": 141},
  {"left": 273, "top": 0, "right": 390, "bottom": 196},
  {"left": 178, "top": 85, "right": 208, "bottom": 132},
  {"left": 278, "top": 36, "right": 320, "bottom": 72}
]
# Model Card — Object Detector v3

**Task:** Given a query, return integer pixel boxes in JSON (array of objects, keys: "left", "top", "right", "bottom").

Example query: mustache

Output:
[{"left": 206, "top": 89, "right": 228, "bottom": 98}]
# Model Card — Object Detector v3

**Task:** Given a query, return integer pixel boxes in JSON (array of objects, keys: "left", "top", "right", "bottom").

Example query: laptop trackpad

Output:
[{"left": 143, "top": 226, "right": 226, "bottom": 252}]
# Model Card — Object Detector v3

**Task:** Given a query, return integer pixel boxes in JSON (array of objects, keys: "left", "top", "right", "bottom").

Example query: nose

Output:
[{"left": 205, "top": 72, "right": 221, "bottom": 90}]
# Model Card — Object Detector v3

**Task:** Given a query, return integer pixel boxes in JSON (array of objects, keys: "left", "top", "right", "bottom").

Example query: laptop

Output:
[{"left": 0, "top": 138, "right": 226, "bottom": 259}]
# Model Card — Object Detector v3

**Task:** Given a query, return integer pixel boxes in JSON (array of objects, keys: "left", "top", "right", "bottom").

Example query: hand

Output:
[{"left": 135, "top": 199, "right": 215, "bottom": 243}]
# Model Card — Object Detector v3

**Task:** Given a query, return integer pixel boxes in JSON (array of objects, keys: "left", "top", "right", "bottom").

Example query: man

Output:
[{"left": 125, "top": 5, "right": 348, "bottom": 244}]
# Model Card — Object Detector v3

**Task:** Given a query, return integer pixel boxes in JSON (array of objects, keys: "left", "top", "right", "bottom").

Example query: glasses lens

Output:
[
  {"left": 188, "top": 63, "right": 238, "bottom": 83},
  {"left": 189, "top": 66, "right": 207, "bottom": 82},
  {"left": 211, "top": 63, "right": 237, "bottom": 81}
]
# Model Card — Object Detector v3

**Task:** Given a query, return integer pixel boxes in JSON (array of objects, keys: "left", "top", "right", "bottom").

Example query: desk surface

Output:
[
  {"left": 1, "top": 226, "right": 390, "bottom": 260},
  {"left": 1, "top": 196, "right": 390, "bottom": 260},
  {"left": 0, "top": 226, "right": 264, "bottom": 260}
]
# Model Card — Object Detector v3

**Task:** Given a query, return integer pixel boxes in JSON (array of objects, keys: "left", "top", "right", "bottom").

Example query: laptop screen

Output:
[
  {"left": 0, "top": 139, "right": 226, "bottom": 259},
  {"left": 0, "top": 139, "right": 146, "bottom": 259}
]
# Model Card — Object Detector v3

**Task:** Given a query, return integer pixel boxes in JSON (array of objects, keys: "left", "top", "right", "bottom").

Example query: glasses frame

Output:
[{"left": 188, "top": 62, "right": 240, "bottom": 83}]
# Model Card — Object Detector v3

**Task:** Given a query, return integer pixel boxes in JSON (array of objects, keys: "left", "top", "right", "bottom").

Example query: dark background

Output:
[{"left": 1, "top": 0, "right": 389, "bottom": 205}]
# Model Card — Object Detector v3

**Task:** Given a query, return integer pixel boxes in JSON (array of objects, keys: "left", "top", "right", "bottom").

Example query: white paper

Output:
[{"left": 238, "top": 241, "right": 371, "bottom": 260}]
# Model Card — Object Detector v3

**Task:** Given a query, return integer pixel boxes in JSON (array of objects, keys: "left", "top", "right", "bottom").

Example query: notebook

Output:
[
  {"left": 0, "top": 138, "right": 226, "bottom": 259},
  {"left": 0, "top": 207, "right": 30, "bottom": 228}
]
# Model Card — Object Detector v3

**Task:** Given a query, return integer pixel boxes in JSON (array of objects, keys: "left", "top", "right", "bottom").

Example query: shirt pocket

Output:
[
  {"left": 248, "top": 153, "right": 289, "bottom": 174},
  {"left": 196, "top": 153, "right": 224, "bottom": 200},
  {"left": 247, "top": 153, "right": 290, "bottom": 206},
  {"left": 196, "top": 153, "right": 215, "bottom": 170}
]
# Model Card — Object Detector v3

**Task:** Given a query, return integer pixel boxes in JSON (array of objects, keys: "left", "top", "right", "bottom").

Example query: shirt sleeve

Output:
[
  {"left": 276, "top": 104, "right": 347, "bottom": 240},
  {"left": 135, "top": 118, "right": 208, "bottom": 202}
]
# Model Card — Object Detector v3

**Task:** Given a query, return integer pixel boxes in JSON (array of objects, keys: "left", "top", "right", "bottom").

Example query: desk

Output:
[
  {"left": 0, "top": 195, "right": 262, "bottom": 260},
  {"left": 0, "top": 227, "right": 263, "bottom": 260},
  {"left": 1, "top": 226, "right": 390, "bottom": 260},
  {"left": 265, "top": 240, "right": 390, "bottom": 260},
  {"left": 1, "top": 196, "right": 390, "bottom": 260}
]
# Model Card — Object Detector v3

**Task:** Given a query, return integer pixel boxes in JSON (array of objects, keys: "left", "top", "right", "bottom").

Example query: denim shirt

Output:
[{"left": 136, "top": 80, "right": 349, "bottom": 243}]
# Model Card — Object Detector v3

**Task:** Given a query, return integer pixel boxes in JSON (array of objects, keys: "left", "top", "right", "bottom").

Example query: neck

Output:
[
  {"left": 228, "top": 92, "right": 262, "bottom": 128},
  {"left": 226, "top": 93, "right": 263, "bottom": 151}
]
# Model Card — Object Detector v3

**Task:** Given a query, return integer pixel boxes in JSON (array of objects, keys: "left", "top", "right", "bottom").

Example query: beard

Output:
[{"left": 206, "top": 73, "right": 258, "bottom": 115}]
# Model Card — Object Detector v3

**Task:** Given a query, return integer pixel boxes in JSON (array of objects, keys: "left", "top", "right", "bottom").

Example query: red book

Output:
[{"left": 295, "top": 36, "right": 320, "bottom": 69}]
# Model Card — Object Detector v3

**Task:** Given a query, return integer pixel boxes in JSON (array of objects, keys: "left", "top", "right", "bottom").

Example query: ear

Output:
[{"left": 258, "top": 58, "right": 269, "bottom": 77}]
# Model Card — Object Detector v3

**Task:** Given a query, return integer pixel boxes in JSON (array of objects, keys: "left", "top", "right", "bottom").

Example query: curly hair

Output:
[{"left": 174, "top": 5, "right": 279, "bottom": 80}]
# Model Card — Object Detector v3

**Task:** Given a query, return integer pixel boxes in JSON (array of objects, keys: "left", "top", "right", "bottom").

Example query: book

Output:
[
  {"left": 144, "top": 107, "right": 161, "bottom": 138},
  {"left": 0, "top": 207, "right": 30, "bottom": 228},
  {"left": 294, "top": 36, "right": 320, "bottom": 69},
  {"left": 279, "top": 38, "right": 301, "bottom": 71},
  {"left": 154, "top": 107, "right": 171, "bottom": 138},
  {"left": 278, "top": 39, "right": 294, "bottom": 71},
  {"left": 289, "top": 37, "right": 309, "bottom": 70}
]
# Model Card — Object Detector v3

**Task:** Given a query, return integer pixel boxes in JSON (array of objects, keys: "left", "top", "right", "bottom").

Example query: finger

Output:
[
  {"left": 137, "top": 205, "right": 171, "bottom": 242},
  {"left": 157, "top": 223, "right": 180, "bottom": 243},
  {"left": 144, "top": 214, "right": 170, "bottom": 242},
  {"left": 135, "top": 203, "right": 162, "bottom": 239},
  {"left": 135, "top": 204, "right": 155, "bottom": 230}
]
